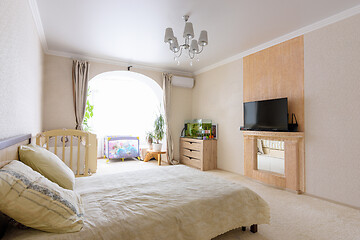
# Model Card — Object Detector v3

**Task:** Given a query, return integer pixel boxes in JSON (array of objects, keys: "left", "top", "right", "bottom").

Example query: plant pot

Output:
[{"left": 153, "top": 143, "right": 162, "bottom": 152}]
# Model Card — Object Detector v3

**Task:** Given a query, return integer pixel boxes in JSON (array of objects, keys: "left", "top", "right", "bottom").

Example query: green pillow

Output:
[{"left": 19, "top": 144, "right": 75, "bottom": 190}]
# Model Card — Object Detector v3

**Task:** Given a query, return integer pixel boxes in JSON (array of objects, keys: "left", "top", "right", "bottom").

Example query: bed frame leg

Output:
[
  {"left": 241, "top": 226, "right": 246, "bottom": 231},
  {"left": 250, "top": 224, "right": 257, "bottom": 233}
]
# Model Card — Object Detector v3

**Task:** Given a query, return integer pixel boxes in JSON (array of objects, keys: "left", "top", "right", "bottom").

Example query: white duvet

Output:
[{"left": 4, "top": 165, "right": 270, "bottom": 240}]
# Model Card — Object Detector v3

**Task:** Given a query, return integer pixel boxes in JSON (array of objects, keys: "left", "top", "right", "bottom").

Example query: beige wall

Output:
[
  {"left": 43, "top": 55, "right": 74, "bottom": 130},
  {"left": 0, "top": 0, "right": 43, "bottom": 139},
  {"left": 192, "top": 59, "right": 244, "bottom": 174},
  {"left": 171, "top": 87, "right": 193, "bottom": 160},
  {"left": 304, "top": 14, "right": 360, "bottom": 208},
  {"left": 193, "top": 13, "right": 360, "bottom": 208},
  {"left": 43, "top": 55, "right": 191, "bottom": 161}
]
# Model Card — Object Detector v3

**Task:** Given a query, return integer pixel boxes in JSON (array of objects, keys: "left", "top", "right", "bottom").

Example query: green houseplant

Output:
[
  {"left": 83, "top": 90, "right": 94, "bottom": 132},
  {"left": 153, "top": 113, "right": 165, "bottom": 151},
  {"left": 145, "top": 131, "right": 154, "bottom": 150}
]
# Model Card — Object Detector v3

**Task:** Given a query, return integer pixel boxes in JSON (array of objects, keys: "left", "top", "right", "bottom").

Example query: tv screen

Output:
[{"left": 243, "top": 98, "right": 288, "bottom": 131}]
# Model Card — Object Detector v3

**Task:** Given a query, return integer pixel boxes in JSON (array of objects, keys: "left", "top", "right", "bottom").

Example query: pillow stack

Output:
[{"left": 0, "top": 144, "right": 84, "bottom": 233}]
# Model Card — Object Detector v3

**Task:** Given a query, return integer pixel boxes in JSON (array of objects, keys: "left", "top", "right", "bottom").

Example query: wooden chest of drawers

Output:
[{"left": 180, "top": 137, "right": 217, "bottom": 171}]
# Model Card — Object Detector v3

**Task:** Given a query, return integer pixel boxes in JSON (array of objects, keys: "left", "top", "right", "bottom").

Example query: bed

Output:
[
  {"left": 0, "top": 134, "right": 270, "bottom": 239},
  {"left": 36, "top": 129, "right": 97, "bottom": 176}
]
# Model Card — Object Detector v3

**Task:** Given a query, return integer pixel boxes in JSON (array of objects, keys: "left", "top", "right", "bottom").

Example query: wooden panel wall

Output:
[{"left": 243, "top": 36, "right": 304, "bottom": 131}]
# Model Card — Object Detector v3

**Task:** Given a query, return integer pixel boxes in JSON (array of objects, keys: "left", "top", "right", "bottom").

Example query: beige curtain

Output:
[
  {"left": 72, "top": 60, "right": 90, "bottom": 130},
  {"left": 163, "top": 73, "right": 179, "bottom": 165}
]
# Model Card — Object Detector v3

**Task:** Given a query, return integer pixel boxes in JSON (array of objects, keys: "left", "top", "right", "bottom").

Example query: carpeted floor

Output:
[{"left": 96, "top": 159, "right": 360, "bottom": 240}]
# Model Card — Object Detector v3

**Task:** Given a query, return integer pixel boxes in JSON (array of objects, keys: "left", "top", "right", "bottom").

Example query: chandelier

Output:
[{"left": 164, "top": 15, "right": 208, "bottom": 65}]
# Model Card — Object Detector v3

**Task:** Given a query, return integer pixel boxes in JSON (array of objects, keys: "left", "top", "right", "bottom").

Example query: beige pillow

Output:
[
  {"left": 19, "top": 144, "right": 75, "bottom": 190},
  {"left": 0, "top": 160, "right": 83, "bottom": 233}
]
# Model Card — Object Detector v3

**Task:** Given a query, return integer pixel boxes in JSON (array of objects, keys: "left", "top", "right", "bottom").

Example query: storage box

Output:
[{"left": 104, "top": 136, "right": 140, "bottom": 159}]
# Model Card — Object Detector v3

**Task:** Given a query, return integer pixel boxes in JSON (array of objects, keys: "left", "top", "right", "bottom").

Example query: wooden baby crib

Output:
[{"left": 36, "top": 129, "right": 97, "bottom": 177}]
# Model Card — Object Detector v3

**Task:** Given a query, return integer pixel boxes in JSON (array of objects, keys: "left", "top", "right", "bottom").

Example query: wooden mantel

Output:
[
  {"left": 243, "top": 131, "right": 305, "bottom": 193},
  {"left": 243, "top": 131, "right": 304, "bottom": 140}
]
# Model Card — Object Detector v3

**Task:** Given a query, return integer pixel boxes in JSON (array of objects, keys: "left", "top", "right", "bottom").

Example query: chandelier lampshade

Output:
[
  {"left": 170, "top": 37, "right": 179, "bottom": 52},
  {"left": 198, "top": 31, "right": 208, "bottom": 46},
  {"left": 164, "top": 28, "right": 174, "bottom": 43},
  {"left": 190, "top": 40, "right": 199, "bottom": 53},
  {"left": 183, "top": 22, "right": 194, "bottom": 39}
]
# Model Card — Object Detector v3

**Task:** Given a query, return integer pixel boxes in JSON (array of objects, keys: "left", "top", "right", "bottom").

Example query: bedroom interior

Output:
[{"left": 0, "top": 0, "right": 360, "bottom": 239}]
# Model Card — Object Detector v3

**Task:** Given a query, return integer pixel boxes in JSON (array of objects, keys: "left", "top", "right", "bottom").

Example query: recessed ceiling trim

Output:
[
  {"left": 46, "top": 49, "right": 194, "bottom": 77},
  {"left": 194, "top": 4, "right": 360, "bottom": 75},
  {"left": 28, "top": 0, "right": 48, "bottom": 51}
]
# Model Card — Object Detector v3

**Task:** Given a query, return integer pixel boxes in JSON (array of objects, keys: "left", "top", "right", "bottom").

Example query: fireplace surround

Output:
[{"left": 243, "top": 131, "right": 305, "bottom": 193}]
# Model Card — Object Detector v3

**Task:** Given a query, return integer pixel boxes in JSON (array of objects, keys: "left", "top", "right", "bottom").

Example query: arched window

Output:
[{"left": 85, "top": 71, "right": 163, "bottom": 153}]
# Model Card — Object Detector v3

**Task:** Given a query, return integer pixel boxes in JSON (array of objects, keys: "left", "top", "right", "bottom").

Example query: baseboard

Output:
[
  {"left": 304, "top": 193, "right": 360, "bottom": 210},
  {"left": 239, "top": 175, "right": 360, "bottom": 209},
  {"left": 243, "top": 175, "right": 299, "bottom": 193}
]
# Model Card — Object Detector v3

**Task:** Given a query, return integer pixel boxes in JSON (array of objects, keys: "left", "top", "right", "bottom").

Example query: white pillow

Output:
[
  {"left": 19, "top": 144, "right": 75, "bottom": 190},
  {"left": 0, "top": 160, "right": 84, "bottom": 233}
]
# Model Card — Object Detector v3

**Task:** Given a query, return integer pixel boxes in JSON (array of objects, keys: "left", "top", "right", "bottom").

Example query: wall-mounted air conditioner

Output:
[{"left": 172, "top": 76, "right": 194, "bottom": 88}]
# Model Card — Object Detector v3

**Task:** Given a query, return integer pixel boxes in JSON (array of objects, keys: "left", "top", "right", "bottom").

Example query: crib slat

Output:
[
  {"left": 62, "top": 136, "right": 66, "bottom": 162},
  {"left": 36, "top": 134, "right": 41, "bottom": 146},
  {"left": 84, "top": 135, "right": 89, "bottom": 176},
  {"left": 54, "top": 136, "right": 57, "bottom": 155},
  {"left": 70, "top": 136, "right": 73, "bottom": 172},
  {"left": 46, "top": 136, "right": 49, "bottom": 150},
  {"left": 77, "top": 136, "right": 81, "bottom": 176}
]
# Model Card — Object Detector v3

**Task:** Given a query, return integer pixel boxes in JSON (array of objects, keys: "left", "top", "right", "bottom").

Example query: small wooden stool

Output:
[{"left": 143, "top": 150, "right": 166, "bottom": 165}]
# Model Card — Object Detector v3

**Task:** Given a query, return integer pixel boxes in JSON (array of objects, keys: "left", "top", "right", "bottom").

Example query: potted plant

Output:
[
  {"left": 145, "top": 131, "right": 154, "bottom": 150},
  {"left": 153, "top": 113, "right": 165, "bottom": 151},
  {"left": 82, "top": 90, "right": 94, "bottom": 132}
]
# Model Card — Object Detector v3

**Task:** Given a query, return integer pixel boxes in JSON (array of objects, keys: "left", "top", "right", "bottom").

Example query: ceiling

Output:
[{"left": 34, "top": 0, "right": 360, "bottom": 74}]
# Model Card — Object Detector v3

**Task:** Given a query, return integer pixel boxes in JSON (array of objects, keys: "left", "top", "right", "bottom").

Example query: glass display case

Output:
[{"left": 184, "top": 119, "right": 212, "bottom": 139}]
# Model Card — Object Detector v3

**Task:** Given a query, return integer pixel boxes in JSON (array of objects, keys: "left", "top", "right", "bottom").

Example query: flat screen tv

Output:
[{"left": 241, "top": 98, "right": 288, "bottom": 131}]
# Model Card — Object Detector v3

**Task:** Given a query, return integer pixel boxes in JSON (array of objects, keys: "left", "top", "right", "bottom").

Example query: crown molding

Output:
[
  {"left": 45, "top": 49, "right": 193, "bottom": 77},
  {"left": 194, "top": 4, "right": 360, "bottom": 75},
  {"left": 28, "top": 0, "right": 48, "bottom": 51}
]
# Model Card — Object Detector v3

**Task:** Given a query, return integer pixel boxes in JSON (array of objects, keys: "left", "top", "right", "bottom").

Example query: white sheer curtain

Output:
[
  {"left": 72, "top": 60, "right": 90, "bottom": 130},
  {"left": 163, "top": 73, "right": 178, "bottom": 165}
]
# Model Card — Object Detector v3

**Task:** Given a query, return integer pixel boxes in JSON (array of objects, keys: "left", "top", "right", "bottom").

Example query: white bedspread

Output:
[{"left": 4, "top": 165, "right": 270, "bottom": 240}]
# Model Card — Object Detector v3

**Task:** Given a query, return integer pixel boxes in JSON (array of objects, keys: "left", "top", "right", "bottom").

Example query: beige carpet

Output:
[{"left": 96, "top": 159, "right": 360, "bottom": 240}]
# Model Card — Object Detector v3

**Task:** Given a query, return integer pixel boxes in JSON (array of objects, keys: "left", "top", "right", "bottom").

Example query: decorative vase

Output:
[
  {"left": 148, "top": 143, "right": 153, "bottom": 150},
  {"left": 153, "top": 143, "right": 162, "bottom": 151}
]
